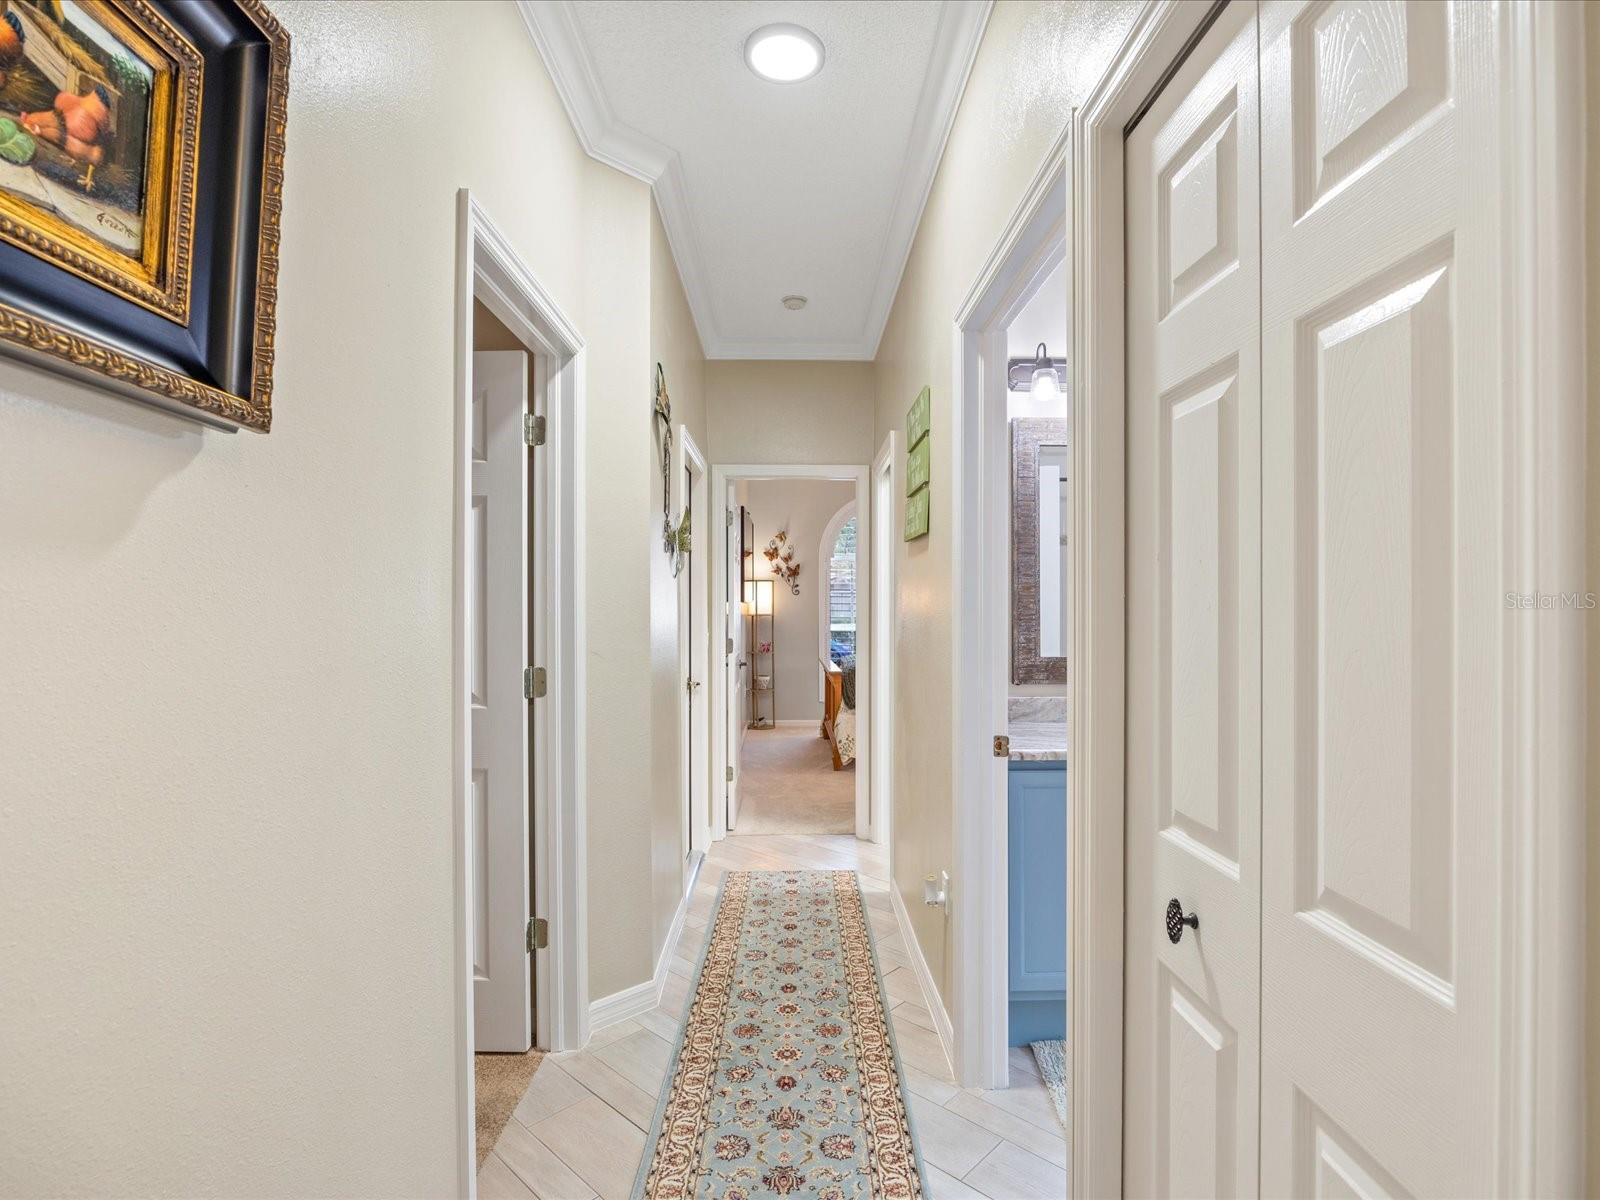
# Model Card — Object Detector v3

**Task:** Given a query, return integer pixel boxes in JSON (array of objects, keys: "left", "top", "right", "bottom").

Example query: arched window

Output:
[{"left": 819, "top": 502, "right": 858, "bottom": 686}]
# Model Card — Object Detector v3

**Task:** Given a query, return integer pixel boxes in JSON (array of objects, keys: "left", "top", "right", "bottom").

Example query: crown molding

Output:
[
  {"left": 518, "top": 0, "right": 991, "bottom": 361},
  {"left": 859, "top": 0, "right": 991, "bottom": 359},
  {"left": 700, "top": 336, "right": 876, "bottom": 362}
]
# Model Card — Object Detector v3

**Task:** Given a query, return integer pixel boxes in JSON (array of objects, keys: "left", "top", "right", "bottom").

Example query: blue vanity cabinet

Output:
[{"left": 1008, "top": 759, "right": 1067, "bottom": 1046}]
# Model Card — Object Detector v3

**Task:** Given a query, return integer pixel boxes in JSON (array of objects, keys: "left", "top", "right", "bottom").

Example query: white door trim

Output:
[
  {"left": 1070, "top": 1, "right": 1588, "bottom": 1194},
  {"left": 675, "top": 425, "right": 711, "bottom": 863},
  {"left": 950, "top": 131, "right": 1068, "bottom": 1095},
  {"left": 1067, "top": 7, "right": 1215, "bottom": 1191},
  {"left": 454, "top": 190, "right": 589, "bottom": 1196},
  {"left": 870, "top": 432, "right": 898, "bottom": 850},
  {"left": 710, "top": 463, "right": 872, "bottom": 841},
  {"left": 1496, "top": 3, "right": 1586, "bottom": 1191},
  {"left": 817, "top": 499, "right": 859, "bottom": 705}
]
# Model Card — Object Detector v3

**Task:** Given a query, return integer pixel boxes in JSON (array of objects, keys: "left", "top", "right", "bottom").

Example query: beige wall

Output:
[
  {"left": 871, "top": 0, "right": 1142, "bottom": 1009},
  {"left": 706, "top": 360, "right": 876, "bottom": 466},
  {"left": 1587, "top": 10, "right": 1598, "bottom": 1194},
  {"left": 742, "top": 478, "right": 857, "bottom": 722},
  {"left": 0, "top": 2, "right": 685, "bottom": 1193},
  {"left": 649, "top": 199, "right": 707, "bottom": 959}
]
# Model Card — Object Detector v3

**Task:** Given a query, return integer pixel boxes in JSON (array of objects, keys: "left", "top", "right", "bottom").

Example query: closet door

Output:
[
  {"left": 1258, "top": 1, "right": 1506, "bottom": 1193},
  {"left": 1123, "top": 3, "right": 1262, "bottom": 1194}
]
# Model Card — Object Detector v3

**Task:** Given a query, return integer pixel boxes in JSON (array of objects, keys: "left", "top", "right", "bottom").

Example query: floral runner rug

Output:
[{"left": 632, "top": 870, "right": 926, "bottom": 1199}]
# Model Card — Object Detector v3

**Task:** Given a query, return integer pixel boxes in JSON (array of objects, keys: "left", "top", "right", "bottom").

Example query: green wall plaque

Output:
[
  {"left": 904, "top": 485, "right": 930, "bottom": 541},
  {"left": 906, "top": 433, "right": 931, "bottom": 495},
  {"left": 906, "top": 385, "right": 930, "bottom": 448}
]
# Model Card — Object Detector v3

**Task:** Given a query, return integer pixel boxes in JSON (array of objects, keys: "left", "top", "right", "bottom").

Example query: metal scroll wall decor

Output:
[
  {"left": 655, "top": 363, "right": 689, "bottom": 576},
  {"left": 763, "top": 529, "right": 800, "bottom": 595}
]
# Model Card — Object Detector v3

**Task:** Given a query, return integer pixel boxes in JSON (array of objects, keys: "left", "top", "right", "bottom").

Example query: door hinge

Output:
[
  {"left": 725, "top": 509, "right": 735, "bottom": 527},
  {"left": 527, "top": 916, "right": 548, "bottom": 952},
  {"left": 524, "top": 666, "right": 547, "bottom": 700},
  {"left": 524, "top": 413, "right": 546, "bottom": 447},
  {"left": 993, "top": 734, "right": 1010, "bottom": 758},
  {"left": 726, "top": 637, "right": 734, "bottom": 655},
  {"left": 726, "top": 765, "right": 735, "bottom": 783}
]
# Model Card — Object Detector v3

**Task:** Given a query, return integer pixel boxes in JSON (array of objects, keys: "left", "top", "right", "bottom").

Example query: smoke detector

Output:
[{"left": 781, "top": 295, "right": 807, "bottom": 311}]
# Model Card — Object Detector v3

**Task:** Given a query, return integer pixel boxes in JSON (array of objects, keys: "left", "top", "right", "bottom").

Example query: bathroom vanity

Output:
[{"left": 1007, "top": 697, "right": 1067, "bottom": 1046}]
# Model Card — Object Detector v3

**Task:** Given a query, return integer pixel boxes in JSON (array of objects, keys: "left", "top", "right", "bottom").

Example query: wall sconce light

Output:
[{"left": 1007, "top": 342, "right": 1068, "bottom": 398}]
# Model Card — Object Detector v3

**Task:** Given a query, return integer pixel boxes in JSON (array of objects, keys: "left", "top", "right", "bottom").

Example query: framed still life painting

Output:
[{"left": 0, "top": 0, "right": 288, "bottom": 430}]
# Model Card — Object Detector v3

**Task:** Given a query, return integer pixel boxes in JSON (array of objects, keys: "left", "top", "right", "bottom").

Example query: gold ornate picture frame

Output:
[{"left": 0, "top": 0, "right": 288, "bottom": 431}]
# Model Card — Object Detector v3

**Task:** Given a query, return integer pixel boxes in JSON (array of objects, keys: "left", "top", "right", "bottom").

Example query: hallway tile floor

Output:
[{"left": 478, "top": 834, "right": 1067, "bottom": 1199}]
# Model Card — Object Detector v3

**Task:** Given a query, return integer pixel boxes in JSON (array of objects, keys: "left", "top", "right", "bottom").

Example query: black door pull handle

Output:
[{"left": 1166, "top": 898, "right": 1198, "bottom": 943}]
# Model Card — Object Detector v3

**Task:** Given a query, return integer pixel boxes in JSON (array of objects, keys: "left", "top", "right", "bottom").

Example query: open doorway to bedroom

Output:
[
  {"left": 711, "top": 464, "right": 873, "bottom": 844},
  {"left": 733, "top": 475, "right": 855, "bottom": 834}
]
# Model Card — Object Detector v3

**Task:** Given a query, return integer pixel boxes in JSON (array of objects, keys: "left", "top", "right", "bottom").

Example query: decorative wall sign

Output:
[
  {"left": 903, "top": 385, "right": 930, "bottom": 541},
  {"left": 903, "top": 484, "right": 929, "bottom": 542},
  {"left": 906, "top": 433, "right": 930, "bottom": 495},
  {"left": 905, "top": 384, "right": 930, "bottom": 448},
  {"left": 0, "top": 0, "right": 288, "bottom": 430}
]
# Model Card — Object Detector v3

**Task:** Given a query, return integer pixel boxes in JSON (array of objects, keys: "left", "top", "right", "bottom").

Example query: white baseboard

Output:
[
  {"left": 587, "top": 974, "right": 659, "bottom": 1033},
  {"left": 888, "top": 882, "right": 956, "bottom": 1077},
  {"left": 589, "top": 852, "right": 702, "bottom": 1036}
]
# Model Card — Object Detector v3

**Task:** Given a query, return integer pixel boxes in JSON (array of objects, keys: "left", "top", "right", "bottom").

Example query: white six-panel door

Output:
[
  {"left": 1258, "top": 1, "right": 1503, "bottom": 1193},
  {"left": 1125, "top": 4, "right": 1262, "bottom": 1193},
  {"left": 1126, "top": 1, "right": 1512, "bottom": 1195},
  {"left": 471, "top": 350, "right": 532, "bottom": 1053}
]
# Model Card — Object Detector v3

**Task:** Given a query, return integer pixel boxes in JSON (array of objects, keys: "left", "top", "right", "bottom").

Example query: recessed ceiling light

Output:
[
  {"left": 782, "top": 295, "right": 808, "bottom": 310},
  {"left": 745, "top": 24, "right": 824, "bottom": 83}
]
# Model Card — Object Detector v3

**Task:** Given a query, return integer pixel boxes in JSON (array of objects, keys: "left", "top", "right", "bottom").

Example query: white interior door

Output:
[
  {"left": 471, "top": 350, "right": 532, "bottom": 1053},
  {"left": 683, "top": 462, "right": 695, "bottom": 861},
  {"left": 724, "top": 490, "right": 746, "bottom": 832},
  {"left": 1258, "top": 2, "right": 1504, "bottom": 1192},
  {"left": 1124, "top": 3, "right": 1262, "bottom": 1194}
]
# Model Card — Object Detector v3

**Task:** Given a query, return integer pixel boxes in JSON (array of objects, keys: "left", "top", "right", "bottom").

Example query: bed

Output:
[{"left": 821, "top": 658, "right": 856, "bottom": 769}]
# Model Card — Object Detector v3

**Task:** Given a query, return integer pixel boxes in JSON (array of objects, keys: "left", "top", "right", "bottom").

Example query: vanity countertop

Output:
[
  {"left": 1008, "top": 721, "right": 1068, "bottom": 762},
  {"left": 1007, "top": 696, "right": 1068, "bottom": 761}
]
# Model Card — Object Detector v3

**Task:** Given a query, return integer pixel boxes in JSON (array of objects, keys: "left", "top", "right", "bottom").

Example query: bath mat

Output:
[
  {"left": 633, "top": 869, "right": 926, "bottom": 1198},
  {"left": 474, "top": 1047, "right": 544, "bottom": 1167},
  {"left": 1030, "top": 1039, "right": 1070, "bottom": 1135}
]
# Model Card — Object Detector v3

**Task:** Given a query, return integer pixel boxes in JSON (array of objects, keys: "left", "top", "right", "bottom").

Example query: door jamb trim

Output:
[
  {"left": 675, "top": 425, "right": 711, "bottom": 864},
  {"left": 454, "top": 189, "right": 590, "bottom": 1196},
  {"left": 1068, "top": 3, "right": 1240, "bottom": 1194},
  {"left": 710, "top": 463, "right": 873, "bottom": 842},
  {"left": 871, "top": 431, "right": 899, "bottom": 852}
]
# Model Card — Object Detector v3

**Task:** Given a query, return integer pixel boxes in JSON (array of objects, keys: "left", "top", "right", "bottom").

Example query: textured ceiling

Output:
[{"left": 531, "top": 2, "right": 988, "bottom": 359}]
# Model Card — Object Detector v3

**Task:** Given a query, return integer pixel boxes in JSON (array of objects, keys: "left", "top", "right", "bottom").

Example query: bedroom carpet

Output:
[
  {"left": 734, "top": 725, "right": 855, "bottom": 835},
  {"left": 474, "top": 1048, "right": 545, "bottom": 1167},
  {"left": 633, "top": 869, "right": 925, "bottom": 1199}
]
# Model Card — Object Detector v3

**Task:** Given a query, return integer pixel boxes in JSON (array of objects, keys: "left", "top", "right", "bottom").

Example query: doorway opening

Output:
[
  {"left": 710, "top": 464, "right": 873, "bottom": 844},
  {"left": 676, "top": 426, "right": 710, "bottom": 862},
  {"left": 950, "top": 132, "right": 1070, "bottom": 1126},
  {"left": 453, "top": 192, "right": 587, "bottom": 1192}
]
